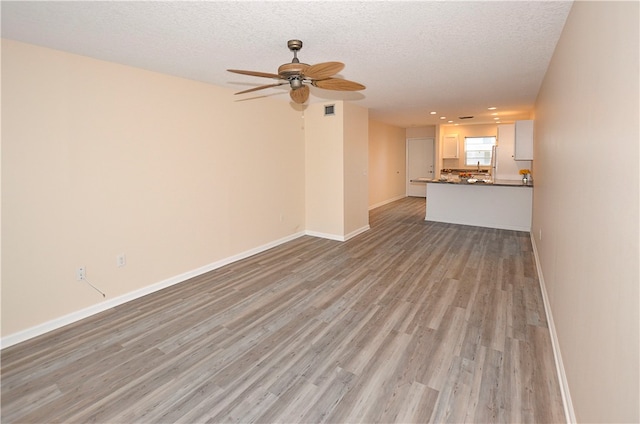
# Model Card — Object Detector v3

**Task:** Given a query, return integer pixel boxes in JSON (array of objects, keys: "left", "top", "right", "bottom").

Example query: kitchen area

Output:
[{"left": 412, "top": 120, "right": 534, "bottom": 231}]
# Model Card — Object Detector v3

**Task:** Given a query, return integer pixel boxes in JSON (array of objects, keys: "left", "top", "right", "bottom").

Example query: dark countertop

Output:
[
  {"left": 441, "top": 169, "right": 491, "bottom": 174},
  {"left": 411, "top": 177, "right": 533, "bottom": 187}
]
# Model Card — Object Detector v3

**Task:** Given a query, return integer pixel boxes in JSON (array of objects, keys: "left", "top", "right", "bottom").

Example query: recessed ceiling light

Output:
[
  {"left": 440, "top": 116, "right": 446, "bottom": 120},
  {"left": 491, "top": 113, "right": 498, "bottom": 116},
  {"left": 488, "top": 107, "right": 497, "bottom": 110},
  {"left": 493, "top": 117, "right": 500, "bottom": 120},
  {"left": 430, "top": 111, "right": 437, "bottom": 115},
  {"left": 448, "top": 120, "right": 453, "bottom": 123}
]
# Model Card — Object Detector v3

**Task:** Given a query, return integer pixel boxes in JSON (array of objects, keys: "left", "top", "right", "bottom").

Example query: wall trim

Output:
[
  {"left": 344, "top": 225, "right": 370, "bottom": 241},
  {"left": 305, "top": 225, "right": 370, "bottom": 242},
  {"left": 530, "top": 234, "right": 576, "bottom": 424},
  {"left": 1, "top": 231, "right": 307, "bottom": 350},
  {"left": 424, "top": 218, "right": 531, "bottom": 233},
  {"left": 304, "top": 230, "right": 345, "bottom": 241},
  {"left": 369, "top": 195, "right": 406, "bottom": 210}
]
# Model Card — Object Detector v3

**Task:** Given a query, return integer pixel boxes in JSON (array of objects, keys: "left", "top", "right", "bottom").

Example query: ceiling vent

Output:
[
  {"left": 324, "top": 104, "right": 335, "bottom": 116},
  {"left": 459, "top": 116, "right": 474, "bottom": 120}
]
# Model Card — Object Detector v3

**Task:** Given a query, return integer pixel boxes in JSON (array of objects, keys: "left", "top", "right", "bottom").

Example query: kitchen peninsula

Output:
[{"left": 424, "top": 179, "right": 533, "bottom": 231}]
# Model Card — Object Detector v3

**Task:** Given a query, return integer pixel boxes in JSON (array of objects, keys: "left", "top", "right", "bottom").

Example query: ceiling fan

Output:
[{"left": 228, "top": 39, "right": 365, "bottom": 104}]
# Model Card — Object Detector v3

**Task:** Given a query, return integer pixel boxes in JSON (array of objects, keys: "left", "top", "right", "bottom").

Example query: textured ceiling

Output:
[{"left": 1, "top": 1, "right": 573, "bottom": 128}]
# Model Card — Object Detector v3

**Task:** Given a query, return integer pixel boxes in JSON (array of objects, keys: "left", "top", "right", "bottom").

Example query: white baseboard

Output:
[
  {"left": 344, "top": 225, "right": 370, "bottom": 241},
  {"left": 369, "top": 195, "right": 406, "bottom": 210},
  {"left": 305, "top": 224, "right": 370, "bottom": 242},
  {"left": 530, "top": 235, "right": 576, "bottom": 423},
  {"left": 304, "top": 230, "right": 345, "bottom": 241},
  {"left": 1, "top": 231, "right": 306, "bottom": 350},
  {"left": 425, "top": 217, "right": 531, "bottom": 232}
]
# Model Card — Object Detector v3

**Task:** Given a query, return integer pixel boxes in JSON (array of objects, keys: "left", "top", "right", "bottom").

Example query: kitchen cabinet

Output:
[
  {"left": 515, "top": 120, "right": 534, "bottom": 160},
  {"left": 442, "top": 134, "right": 459, "bottom": 159}
]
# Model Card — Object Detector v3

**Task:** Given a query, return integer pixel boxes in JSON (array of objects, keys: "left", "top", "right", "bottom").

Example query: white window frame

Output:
[{"left": 464, "top": 136, "right": 496, "bottom": 166}]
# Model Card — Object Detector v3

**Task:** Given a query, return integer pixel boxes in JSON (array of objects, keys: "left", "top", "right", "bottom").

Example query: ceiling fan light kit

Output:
[{"left": 228, "top": 39, "right": 365, "bottom": 104}]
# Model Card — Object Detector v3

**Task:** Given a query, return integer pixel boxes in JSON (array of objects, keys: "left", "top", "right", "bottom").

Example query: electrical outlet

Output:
[
  {"left": 77, "top": 266, "right": 86, "bottom": 281},
  {"left": 117, "top": 254, "right": 126, "bottom": 267}
]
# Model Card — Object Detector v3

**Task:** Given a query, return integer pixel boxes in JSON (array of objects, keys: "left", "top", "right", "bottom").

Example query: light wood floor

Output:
[{"left": 1, "top": 197, "right": 565, "bottom": 423}]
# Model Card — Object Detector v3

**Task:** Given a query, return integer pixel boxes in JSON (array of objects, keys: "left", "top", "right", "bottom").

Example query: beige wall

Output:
[
  {"left": 533, "top": 2, "right": 639, "bottom": 422},
  {"left": 304, "top": 101, "right": 369, "bottom": 239},
  {"left": 440, "top": 123, "right": 497, "bottom": 170},
  {"left": 367, "top": 124, "right": 438, "bottom": 210},
  {"left": 368, "top": 120, "right": 406, "bottom": 209},
  {"left": 304, "top": 102, "right": 345, "bottom": 238},
  {"left": 2, "top": 39, "right": 306, "bottom": 337},
  {"left": 343, "top": 102, "right": 369, "bottom": 236},
  {"left": 406, "top": 126, "right": 435, "bottom": 139}
]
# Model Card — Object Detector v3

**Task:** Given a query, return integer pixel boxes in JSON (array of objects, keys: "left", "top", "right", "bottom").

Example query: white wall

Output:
[
  {"left": 533, "top": 2, "right": 639, "bottom": 422},
  {"left": 1, "top": 39, "right": 306, "bottom": 338}
]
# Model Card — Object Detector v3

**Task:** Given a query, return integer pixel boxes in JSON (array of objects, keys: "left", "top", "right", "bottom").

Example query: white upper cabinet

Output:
[
  {"left": 442, "top": 134, "right": 459, "bottom": 159},
  {"left": 515, "top": 120, "right": 534, "bottom": 160}
]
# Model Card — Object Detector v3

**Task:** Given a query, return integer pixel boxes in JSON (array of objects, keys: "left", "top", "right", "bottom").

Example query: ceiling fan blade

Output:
[
  {"left": 227, "top": 69, "right": 282, "bottom": 79},
  {"left": 304, "top": 61, "right": 345, "bottom": 80},
  {"left": 312, "top": 78, "right": 366, "bottom": 91},
  {"left": 290, "top": 85, "right": 310, "bottom": 104},
  {"left": 234, "top": 82, "right": 287, "bottom": 95}
]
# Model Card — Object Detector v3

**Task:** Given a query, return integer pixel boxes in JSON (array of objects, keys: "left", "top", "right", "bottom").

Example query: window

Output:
[{"left": 464, "top": 136, "right": 496, "bottom": 166}]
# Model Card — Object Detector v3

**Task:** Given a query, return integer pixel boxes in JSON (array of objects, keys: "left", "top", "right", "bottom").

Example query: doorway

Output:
[{"left": 406, "top": 137, "right": 434, "bottom": 197}]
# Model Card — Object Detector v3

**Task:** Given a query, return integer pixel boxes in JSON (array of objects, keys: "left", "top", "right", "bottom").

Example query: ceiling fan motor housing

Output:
[
  {"left": 278, "top": 62, "right": 309, "bottom": 78},
  {"left": 278, "top": 62, "right": 310, "bottom": 90}
]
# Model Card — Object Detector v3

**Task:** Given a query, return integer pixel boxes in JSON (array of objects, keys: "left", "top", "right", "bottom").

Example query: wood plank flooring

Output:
[{"left": 1, "top": 197, "right": 565, "bottom": 423}]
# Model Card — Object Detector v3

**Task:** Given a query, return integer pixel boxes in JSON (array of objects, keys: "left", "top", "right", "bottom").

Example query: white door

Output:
[
  {"left": 406, "top": 138, "right": 434, "bottom": 197},
  {"left": 495, "top": 124, "right": 520, "bottom": 180}
]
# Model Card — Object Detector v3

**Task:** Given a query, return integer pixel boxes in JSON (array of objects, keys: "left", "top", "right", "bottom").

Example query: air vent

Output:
[
  {"left": 324, "top": 104, "right": 335, "bottom": 116},
  {"left": 459, "top": 116, "right": 474, "bottom": 120}
]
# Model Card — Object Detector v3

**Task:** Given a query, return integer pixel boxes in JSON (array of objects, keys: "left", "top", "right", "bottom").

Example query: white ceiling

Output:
[{"left": 1, "top": 1, "right": 573, "bottom": 128}]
